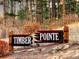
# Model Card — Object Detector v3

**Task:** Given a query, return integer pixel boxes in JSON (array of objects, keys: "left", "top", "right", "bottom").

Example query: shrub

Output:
[{"left": 23, "top": 21, "right": 41, "bottom": 34}]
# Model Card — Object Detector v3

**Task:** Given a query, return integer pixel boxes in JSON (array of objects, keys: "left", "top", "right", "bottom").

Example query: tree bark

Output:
[
  {"left": 52, "top": 0, "right": 56, "bottom": 18},
  {"left": 25, "top": 0, "right": 29, "bottom": 20},
  {"left": 3, "top": 0, "right": 8, "bottom": 27},
  {"left": 36, "top": 0, "right": 43, "bottom": 23}
]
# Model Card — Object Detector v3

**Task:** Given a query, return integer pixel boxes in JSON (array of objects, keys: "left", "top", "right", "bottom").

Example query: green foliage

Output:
[
  {"left": 56, "top": 1, "right": 63, "bottom": 18},
  {"left": 76, "top": 3, "right": 79, "bottom": 17},
  {"left": 14, "top": 0, "right": 21, "bottom": 2},
  {"left": 53, "top": 0, "right": 63, "bottom": 19},
  {"left": 65, "top": 0, "right": 76, "bottom": 14},
  {"left": 43, "top": 8, "right": 49, "bottom": 19},
  {"left": 6, "top": 13, "right": 16, "bottom": 16},
  {"left": 57, "top": 4, "right": 63, "bottom": 18},
  {"left": 36, "top": 0, "right": 49, "bottom": 19},
  {"left": 6, "top": 0, "right": 18, "bottom": 17},
  {"left": 10, "top": 0, "right": 13, "bottom": 13},
  {"left": 42, "top": 0, "right": 49, "bottom": 19},
  {"left": 17, "top": 9, "right": 26, "bottom": 21}
]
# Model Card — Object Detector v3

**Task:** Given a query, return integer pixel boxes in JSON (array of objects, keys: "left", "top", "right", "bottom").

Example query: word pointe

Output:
[{"left": 35, "top": 30, "right": 63, "bottom": 43}]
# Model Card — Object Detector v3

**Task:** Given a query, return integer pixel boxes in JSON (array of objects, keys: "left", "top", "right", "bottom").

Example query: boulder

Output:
[{"left": 0, "top": 40, "right": 9, "bottom": 56}]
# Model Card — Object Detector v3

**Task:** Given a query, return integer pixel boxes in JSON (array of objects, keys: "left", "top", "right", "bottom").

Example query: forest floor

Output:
[{"left": 0, "top": 43, "right": 79, "bottom": 59}]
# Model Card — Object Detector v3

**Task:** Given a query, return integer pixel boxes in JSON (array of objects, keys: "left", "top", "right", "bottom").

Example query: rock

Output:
[
  {"left": 27, "top": 48, "right": 41, "bottom": 55},
  {"left": 63, "top": 44, "right": 70, "bottom": 50},
  {"left": 0, "top": 40, "right": 9, "bottom": 56},
  {"left": 27, "top": 48, "right": 35, "bottom": 52}
]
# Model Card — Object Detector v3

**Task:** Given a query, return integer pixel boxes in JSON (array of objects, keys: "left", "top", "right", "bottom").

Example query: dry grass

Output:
[
  {"left": 49, "top": 14, "right": 79, "bottom": 29},
  {"left": 23, "top": 21, "right": 41, "bottom": 34}
]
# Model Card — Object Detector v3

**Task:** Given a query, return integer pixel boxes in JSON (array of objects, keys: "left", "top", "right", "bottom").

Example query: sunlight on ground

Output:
[{"left": 0, "top": 14, "right": 4, "bottom": 18}]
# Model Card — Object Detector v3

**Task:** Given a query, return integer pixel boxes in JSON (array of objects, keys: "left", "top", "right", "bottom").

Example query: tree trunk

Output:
[
  {"left": 36, "top": 0, "right": 43, "bottom": 23},
  {"left": 48, "top": 0, "right": 51, "bottom": 20},
  {"left": 13, "top": 1, "right": 16, "bottom": 27},
  {"left": 28, "top": 0, "right": 33, "bottom": 21},
  {"left": 3, "top": 0, "right": 8, "bottom": 27},
  {"left": 25, "top": 0, "right": 29, "bottom": 20},
  {"left": 52, "top": 0, "right": 56, "bottom": 18}
]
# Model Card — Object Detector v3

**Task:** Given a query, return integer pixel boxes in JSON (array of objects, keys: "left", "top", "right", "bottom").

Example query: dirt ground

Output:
[{"left": 0, "top": 43, "right": 79, "bottom": 59}]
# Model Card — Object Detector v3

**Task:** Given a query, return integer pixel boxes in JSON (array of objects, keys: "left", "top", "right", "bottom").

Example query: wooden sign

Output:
[
  {"left": 9, "top": 26, "right": 69, "bottom": 53},
  {"left": 35, "top": 30, "right": 64, "bottom": 43},
  {"left": 34, "top": 26, "right": 69, "bottom": 43}
]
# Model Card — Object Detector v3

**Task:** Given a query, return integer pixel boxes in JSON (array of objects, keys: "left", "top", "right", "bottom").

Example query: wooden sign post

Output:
[
  {"left": 64, "top": 25, "right": 69, "bottom": 43},
  {"left": 9, "top": 34, "right": 33, "bottom": 53},
  {"left": 9, "top": 31, "right": 14, "bottom": 53}
]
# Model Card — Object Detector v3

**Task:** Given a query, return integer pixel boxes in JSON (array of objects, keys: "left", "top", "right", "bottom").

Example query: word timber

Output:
[
  {"left": 14, "top": 37, "right": 32, "bottom": 45},
  {"left": 12, "top": 35, "right": 32, "bottom": 46}
]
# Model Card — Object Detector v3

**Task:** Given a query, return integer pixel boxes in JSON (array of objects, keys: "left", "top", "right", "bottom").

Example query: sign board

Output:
[
  {"left": 35, "top": 30, "right": 64, "bottom": 43},
  {"left": 9, "top": 26, "right": 69, "bottom": 53},
  {"left": 12, "top": 35, "right": 33, "bottom": 46}
]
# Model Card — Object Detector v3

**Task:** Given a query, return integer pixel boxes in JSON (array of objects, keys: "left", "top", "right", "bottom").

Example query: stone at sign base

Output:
[{"left": 0, "top": 40, "right": 9, "bottom": 56}]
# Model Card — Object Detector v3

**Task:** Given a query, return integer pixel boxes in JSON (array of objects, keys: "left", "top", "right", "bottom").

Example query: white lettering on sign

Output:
[
  {"left": 40, "top": 33, "right": 59, "bottom": 41},
  {"left": 14, "top": 37, "right": 32, "bottom": 44}
]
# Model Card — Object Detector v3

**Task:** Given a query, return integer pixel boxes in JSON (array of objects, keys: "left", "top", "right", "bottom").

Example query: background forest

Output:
[{"left": 0, "top": 0, "right": 79, "bottom": 38}]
